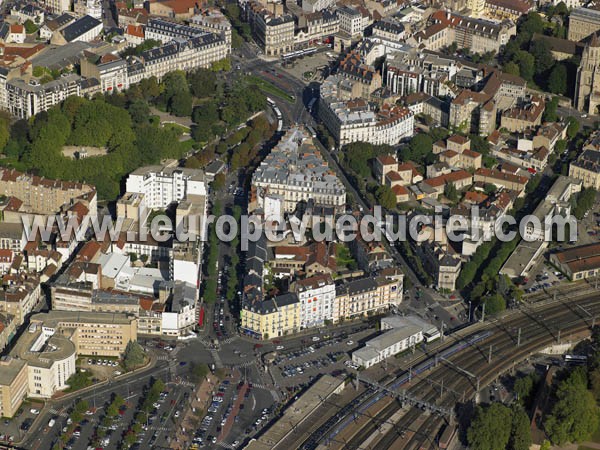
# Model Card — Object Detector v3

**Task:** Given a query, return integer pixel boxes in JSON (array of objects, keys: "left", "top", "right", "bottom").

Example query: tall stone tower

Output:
[{"left": 575, "top": 33, "right": 600, "bottom": 115}]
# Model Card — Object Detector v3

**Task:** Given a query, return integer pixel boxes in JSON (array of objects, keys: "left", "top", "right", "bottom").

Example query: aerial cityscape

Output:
[{"left": 0, "top": 0, "right": 596, "bottom": 448}]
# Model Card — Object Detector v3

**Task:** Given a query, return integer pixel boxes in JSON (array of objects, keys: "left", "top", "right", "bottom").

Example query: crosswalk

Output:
[
  {"left": 228, "top": 360, "right": 255, "bottom": 369},
  {"left": 157, "top": 355, "right": 170, "bottom": 361},
  {"left": 48, "top": 408, "right": 68, "bottom": 418},
  {"left": 217, "top": 442, "right": 234, "bottom": 449},
  {"left": 221, "top": 336, "right": 239, "bottom": 345}
]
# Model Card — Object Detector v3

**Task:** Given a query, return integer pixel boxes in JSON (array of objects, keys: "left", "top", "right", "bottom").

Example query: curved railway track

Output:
[{"left": 316, "top": 291, "right": 600, "bottom": 450}]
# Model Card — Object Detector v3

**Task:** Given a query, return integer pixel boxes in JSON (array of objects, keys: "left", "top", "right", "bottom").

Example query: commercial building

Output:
[
  {"left": 352, "top": 315, "right": 435, "bottom": 368},
  {"left": 550, "top": 243, "right": 600, "bottom": 281},
  {"left": 250, "top": 127, "right": 346, "bottom": 214},
  {"left": 51, "top": 15, "right": 103, "bottom": 44}
]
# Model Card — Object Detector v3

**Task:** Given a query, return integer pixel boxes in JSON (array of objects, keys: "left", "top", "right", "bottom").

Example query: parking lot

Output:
[{"left": 270, "top": 329, "right": 376, "bottom": 389}]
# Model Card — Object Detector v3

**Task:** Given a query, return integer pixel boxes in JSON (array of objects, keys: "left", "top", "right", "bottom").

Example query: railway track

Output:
[{"left": 317, "top": 292, "right": 600, "bottom": 450}]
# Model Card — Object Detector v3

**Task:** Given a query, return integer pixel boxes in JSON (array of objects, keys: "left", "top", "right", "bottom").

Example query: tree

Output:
[
  {"left": 192, "top": 101, "right": 219, "bottom": 125},
  {"left": 444, "top": 183, "right": 459, "bottom": 202},
  {"left": 566, "top": 117, "right": 580, "bottom": 139},
  {"left": 190, "top": 363, "right": 210, "bottom": 382},
  {"left": 375, "top": 185, "right": 396, "bottom": 210},
  {"left": 169, "top": 91, "right": 193, "bottom": 117},
  {"left": 530, "top": 40, "right": 554, "bottom": 76},
  {"left": 406, "top": 134, "right": 433, "bottom": 164},
  {"left": 520, "top": 12, "right": 545, "bottom": 36},
  {"left": 545, "top": 367, "right": 600, "bottom": 444},
  {"left": 516, "top": 51, "right": 535, "bottom": 82},
  {"left": 509, "top": 405, "right": 532, "bottom": 450},
  {"left": 123, "top": 341, "right": 145, "bottom": 371},
  {"left": 484, "top": 183, "right": 497, "bottom": 196},
  {"left": 503, "top": 61, "right": 520, "bottom": 77},
  {"left": 467, "top": 403, "right": 512, "bottom": 450},
  {"left": 189, "top": 68, "right": 217, "bottom": 98},
  {"left": 484, "top": 293, "right": 506, "bottom": 315},
  {"left": 128, "top": 100, "right": 151, "bottom": 124},
  {"left": 543, "top": 97, "right": 559, "bottom": 122},
  {"left": 212, "top": 173, "right": 226, "bottom": 191},
  {"left": 548, "top": 64, "right": 568, "bottom": 95}
]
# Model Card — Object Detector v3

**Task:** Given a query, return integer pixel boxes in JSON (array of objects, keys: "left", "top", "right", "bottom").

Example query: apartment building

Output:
[
  {"left": 417, "top": 11, "right": 516, "bottom": 54},
  {"left": 500, "top": 96, "right": 545, "bottom": 132},
  {"left": 6, "top": 74, "right": 82, "bottom": 119},
  {"left": 483, "top": 0, "right": 532, "bottom": 22},
  {"left": 74, "top": 0, "right": 103, "bottom": 19},
  {"left": 43, "top": 0, "right": 72, "bottom": 15},
  {"left": 335, "top": 273, "right": 403, "bottom": 320},
  {"left": 0, "top": 356, "right": 28, "bottom": 418},
  {"left": 250, "top": 127, "right": 346, "bottom": 214},
  {"left": 569, "top": 149, "right": 600, "bottom": 189},
  {"left": 320, "top": 96, "right": 414, "bottom": 146},
  {"left": 140, "top": 33, "right": 228, "bottom": 79},
  {"left": 372, "top": 18, "right": 407, "bottom": 44},
  {"left": 568, "top": 7, "right": 600, "bottom": 42},
  {"left": 245, "top": 2, "right": 294, "bottom": 56},
  {"left": 125, "top": 160, "right": 206, "bottom": 209},
  {"left": 337, "top": 51, "right": 382, "bottom": 98},
  {"left": 337, "top": 6, "right": 370, "bottom": 38},
  {"left": 145, "top": 17, "right": 204, "bottom": 42},
  {"left": 294, "top": 274, "right": 336, "bottom": 328},
  {"left": 0, "top": 168, "right": 97, "bottom": 216},
  {"left": 80, "top": 53, "right": 129, "bottom": 93},
  {"left": 0, "top": 275, "right": 42, "bottom": 325},
  {"left": 474, "top": 168, "right": 528, "bottom": 192},
  {"left": 240, "top": 293, "right": 301, "bottom": 339},
  {"left": 295, "top": 10, "right": 339, "bottom": 47},
  {"left": 449, "top": 90, "right": 496, "bottom": 136},
  {"left": 190, "top": 9, "right": 233, "bottom": 50},
  {"left": 302, "top": 0, "right": 336, "bottom": 13}
]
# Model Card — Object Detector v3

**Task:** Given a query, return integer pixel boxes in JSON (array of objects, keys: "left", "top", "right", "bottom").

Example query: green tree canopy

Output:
[
  {"left": 467, "top": 403, "right": 513, "bottom": 450},
  {"left": 548, "top": 64, "right": 568, "bottom": 95}
]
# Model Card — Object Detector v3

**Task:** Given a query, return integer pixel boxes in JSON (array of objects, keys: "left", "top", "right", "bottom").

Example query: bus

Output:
[
  {"left": 307, "top": 97, "right": 317, "bottom": 112},
  {"left": 307, "top": 126, "right": 317, "bottom": 138},
  {"left": 266, "top": 97, "right": 275, "bottom": 106}
]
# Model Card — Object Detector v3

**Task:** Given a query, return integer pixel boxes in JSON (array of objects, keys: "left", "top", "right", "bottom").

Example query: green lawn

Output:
[{"left": 246, "top": 76, "right": 295, "bottom": 103}]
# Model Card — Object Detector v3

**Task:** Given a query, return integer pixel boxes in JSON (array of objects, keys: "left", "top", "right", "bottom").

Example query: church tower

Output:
[{"left": 575, "top": 33, "right": 600, "bottom": 114}]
